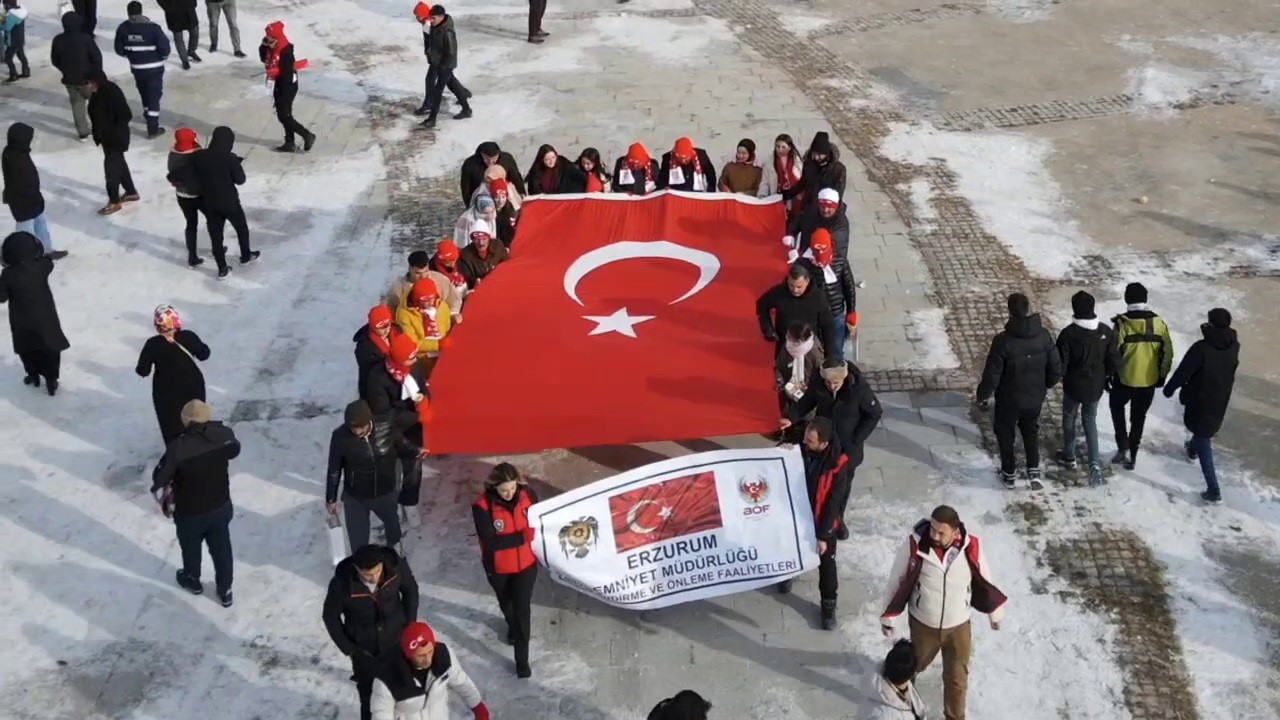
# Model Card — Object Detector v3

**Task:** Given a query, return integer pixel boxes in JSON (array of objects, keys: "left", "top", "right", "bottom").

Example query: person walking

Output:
[
  {"left": 0, "top": 231, "right": 69, "bottom": 395},
  {"left": 785, "top": 187, "right": 850, "bottom": 258},
  {"left": 135, "top": 304, "right": 209, "bottom": 444},
  {"left": 150, "top": 399, "right": 241, "bottom": 606},
  {"left": 70, "top": 0, "right": 96, "bottom": 33},
  {"left": 414, "top": 3, "right": 472, "bottom": 126},
  {"left": 1163, "top": 308, "right": 1240, "bottom": 504},
  {"left": 1109, "top": 281, "right": 1174, "bottom": 471},
  {"left": 323, "top": 543, "right": 420, "bottom": 720},
  {"left": 3, "top": 123, "right": 64, "bottom": 259},
  {"left": 975, "top": 292, "right": 1063, "bottom": 489},
  {"left": 869, "top": 639, "right": 930, "bottom": 720},
  {"left": 781, "top": 359, "right": 881, "bottom": 482},
  {"left": 165, "top": 128, "right": 205, "bottom": 266},
  {"left": 459, "top": 142, "right": 525, "bottom": 206},
  {"left": 259, "top": 21, "right": 316, "bottom": 152},
  {"left": 791, "top": 227, "right": 856, "bottom": 361},
  {"left": 205, "top": 0, "right": 243, "bottom": 56},
  {"left": 783, "top": 132, "right": 846, "bottom": 214},
  {"left": 354, "top": 304, "right": 402, "bottom": 399},
  {"left": 85, "top": 72, "right": 140, "bottom": 215},
  {"left": 774, "top": 322, "right": 824, "bottom": 443},
  {"left": 364, "top": 333, "right": 432, "bottom": 529},
  {"left": 1054, "top": 290, "right": 1121, "bottom": 486},
  {"left": 2, "top": 0, "right": 30, "bottom": 83},
  {"left": 776, "top": 417, "right": 850, "bottom": 630},
  {"left": 189, "top": 126, "right": 257, "bottom": 277},
  {"left": 113, "top": 2, "right": 169, "bottom": 138},
  {"left": 371, "top": 621, "right": 490, "bottom": 720},
  {"left": 880, "top": 505, "right": 1006, "bottom": 720},
  {"left": 326, "top": 400, "right": 403, "bottom": 551},
  {"left": 157, "top": 0, "right": 199, "bottom": 68},
  {"left": 50, "top": 11, "right": 102, "bottom": 141},
  {"left": 471, "top": 462, "right": 539, "bottom": 678},
  {"left": 647, "top": 691, "right": 713, "bottom": 720},
  {"left": 756, "top": 263, "right": 838, "bottom": 360},
  {"left": 526, "top": 0, "right": 547, "bottom": 44}
]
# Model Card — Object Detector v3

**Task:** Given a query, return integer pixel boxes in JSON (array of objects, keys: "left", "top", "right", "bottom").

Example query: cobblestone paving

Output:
[
  {"left": 923, "top": 90, "right": 1242, "bottom": 132},
  {"left": 806, "top": 2, "right": 987, "bottom": 40}
]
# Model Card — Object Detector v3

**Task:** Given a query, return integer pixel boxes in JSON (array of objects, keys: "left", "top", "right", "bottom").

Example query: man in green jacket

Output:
[{"left": 1109, "top": 282, "right": 1174, "bottom": 470}]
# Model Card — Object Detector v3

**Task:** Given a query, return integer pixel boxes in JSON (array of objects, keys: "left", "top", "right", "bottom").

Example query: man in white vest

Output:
[{"left": 879, "top": 505, "right": 1007, "bottom": 720}]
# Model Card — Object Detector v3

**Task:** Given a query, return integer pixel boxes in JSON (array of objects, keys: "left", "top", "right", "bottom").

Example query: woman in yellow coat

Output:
[{"left": 395, "top": 278, "right": 453, "bottom": 376}]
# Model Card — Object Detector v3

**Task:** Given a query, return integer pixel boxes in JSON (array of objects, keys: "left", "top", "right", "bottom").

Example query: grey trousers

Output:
[
  {"left": 343, "top": 492, "right": 402, "bottom": 550},
  {"left": 65, "top": 84, "right": 91, "bottom": 137},
  {"left": 172, "top": 23, "right": 200, "bottom": 61},
  {"left": 206, "top": 0, "right": 242, "bottom": 52}
]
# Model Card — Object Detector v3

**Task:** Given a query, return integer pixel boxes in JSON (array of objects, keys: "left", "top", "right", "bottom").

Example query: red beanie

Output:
[
  {"left": 810, "top": 228, "right": 834, "bottom": 263},
  {"left": 265, "top": 21, "right": 286, "bottom": 41},
  {"left": 412, "top": 1, "right": 431, "bottom": 21},
  {"left": 368, "top": 304, "right": 393, "bottom": 327},
  {"left": 401, "top": 621, "right": 436, "bottom": 658},
  {"left": 673, "top": 136, "right": 695, "bottom": 161},
  {"left": 389, "top": 333, "right": 418, "bottom": 366},
  {"left": 435, "top": 239, "right": 459, "bottom": 262},
  {"left": 173, "top": 128, "right": 198, "bottom": 152},
  {"left": 626, "top": 142, "right": 649, "bottom": 166},
  {"left": 410, "top": 278, "right": 438, "bottom": 306},
  {"left": 489, "top": 178, "right": 509, "bottom": 196}
]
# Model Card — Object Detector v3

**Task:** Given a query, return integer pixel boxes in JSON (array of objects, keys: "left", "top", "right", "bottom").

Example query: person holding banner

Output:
[
  {"left": 778, "top": 416, "right": 850, "bottom": 631},
  {"left": 471, "top": 462, "right": 538, "bottom": 679}
]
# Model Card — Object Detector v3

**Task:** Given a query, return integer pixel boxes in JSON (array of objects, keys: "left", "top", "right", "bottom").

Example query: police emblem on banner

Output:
[
  {"left": 738, "top": 475, "right": 771, "bottom": 517},
  {"left": 494, "top": 519, "right": 505, "bottom": 532},
  {"left": 558, "top": 516, "right": 599, "bottom": 559}
]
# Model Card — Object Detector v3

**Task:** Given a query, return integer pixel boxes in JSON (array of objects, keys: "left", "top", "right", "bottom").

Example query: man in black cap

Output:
[
  {"left": 1163, "top": 308, "right": 1240, "bottom": 504},
  {"left": 112, "top": 1, "right": 169, "bottom": 137},
  {"left": 976, "top": 292, "right": 1062, "bottom": 489},
  {"left": 783, "top": 131, "right": 847, "bottom": 214},
  {"left": 419, "top": 4, "right": 472, "bottom": 128},
  {"left": 1109, "top": 282, "right": 1174, "bottom": 470},
  {"left": 1054, "top": 291, "right": 1121, "bottom": 486},
  {"left": 323, "top": 543, "right": 419, "bottom": 720},
  {"left": 326, "top": 400, "right": 403, "bottom": 550}
]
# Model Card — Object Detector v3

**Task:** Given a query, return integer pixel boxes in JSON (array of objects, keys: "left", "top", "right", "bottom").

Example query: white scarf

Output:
[
  {"left": 401, "top": 373, "right": 422, "bottom": 402},
  {"left": 785, "top": 338, "right": 813, "bottom": 387},
  {"left": 1126, "top": 303, "right": 1150, "bottom": 313},
  {"left": 800, "top": 249, "right": 838, "bottom": 283},
  {"left": 1073, "top": 318, "right": 1099, "bottom": 330}
]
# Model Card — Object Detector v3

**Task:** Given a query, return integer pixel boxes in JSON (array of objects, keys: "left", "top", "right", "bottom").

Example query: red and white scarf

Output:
[
  {"left": 434, "top": 259, "right": 465, "bottom": 288},
  {"left": 369, "top": 326, "right": 394, "bottom": 356},
  {"left": 418, "top": 307, "right": 441, "bottom": 340},
  {"left": 386, "top": 358, "right": 410, "bottom": 383}
]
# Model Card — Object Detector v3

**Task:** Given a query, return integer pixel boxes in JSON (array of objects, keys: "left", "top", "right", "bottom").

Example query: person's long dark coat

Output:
[
  {"left": 0, "top": 232, "right": 69, "bottom": 357},
  {"left": 135, "top": 331, "right": 211, "bottom": 444}
]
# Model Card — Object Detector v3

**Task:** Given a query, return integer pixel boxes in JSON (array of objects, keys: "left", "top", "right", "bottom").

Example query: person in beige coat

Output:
[{"left": 385, "top": 250, "right": 463, "bottom": 324}]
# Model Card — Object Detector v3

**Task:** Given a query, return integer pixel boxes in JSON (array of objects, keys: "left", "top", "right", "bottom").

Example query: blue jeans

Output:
[
  {"left": 1062, "top": 397, "right": 1100, "bottom": 465},
  {"left": 1191, "top": 435, "right": 1218, "bottom": 496},
  {"left": 830, "top": 316, "right": 847, "bottom": 361},
  {"left": 15, "top": 213, "right": 52, "bottom": 253}
]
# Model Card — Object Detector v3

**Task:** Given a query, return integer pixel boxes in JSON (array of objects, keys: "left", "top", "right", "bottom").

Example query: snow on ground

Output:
[
  {"left": 983, "top": 0, "right": 1056, "bottom": 23},
  {"left": 1119, "top": 33, "right": 1280, "bottom": 111},
  {"left": 777, "top": 10, "right": 834, "bottom": 38},
  {"left": 900, "top": 309, "right": 961, "bottom": 369},
  {"left": 1126, "top": 63, "right": 1213, "bottom": 113}
]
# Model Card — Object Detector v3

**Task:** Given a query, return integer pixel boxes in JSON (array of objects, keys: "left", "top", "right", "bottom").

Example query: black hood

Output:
[
  {"left": 1201, "top": 324, "right": 1238, "bottom": 351},
  {"left": 209, "top": 126, "right": 236, "bottom": 153},
  {"left": 438, "top": 15, "right": 455, "bottom": 31},
  {"left": 60, "top": 11, "right": 81, "bottom": 31},
  {"left": 1, "top": 231, "right": 43, "bottom": 266},
  {"left": 6, "top": 122, "right": 33, "bottom": 153},
  {"left": 1005, "top": 313, "right": 1045, "bottom": 339}
]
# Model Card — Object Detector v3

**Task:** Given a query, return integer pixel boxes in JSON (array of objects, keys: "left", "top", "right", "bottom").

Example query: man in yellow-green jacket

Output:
[{"left": 1108, "top": 282, "right": 1174, "bottom": 470}]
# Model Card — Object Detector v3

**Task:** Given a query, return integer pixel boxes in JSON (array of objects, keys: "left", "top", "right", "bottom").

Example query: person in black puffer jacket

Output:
[
  {"left": 326, "top": 400, "right": 402, "bottom": 550},
  {"left": 49, "top": 11, "right": 102, "bottom": 139},
  {"left": 150, "top": 399, "right": 241, "bottom": 606},
  {"left": 323, "top": 543, "right": 419, "bottom": 720},
  {"left": 165, "top": 128, "right": 205, "bottom": 266},
  {"left": 786, "top": 187, "right": 851, "bottom": 258},
  {"left": 793, "top": 227, "right": 856, "bottom": 361},
  {"left": 1054, "top": 291, "right": 1121, "bottom": 485},
  {"left": 1163, "top": 308, "right": 1240, "bottom": 504},
  {"left": 756, "top": 263, "right": 837, "bottom": 359},
  {"left": 363, "top": 332, "right": 431, "bottom": 527},
  {"left": 976, "top": 293, "right": 1063, "bottom": 488},
  {"left": 782, "top": 131, "right": 847, "bottom": 214}
]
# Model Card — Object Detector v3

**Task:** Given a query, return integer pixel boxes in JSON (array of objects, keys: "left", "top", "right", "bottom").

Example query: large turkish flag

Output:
[{"left": 426, "top": 191, "right": 786, "bottom": 455}]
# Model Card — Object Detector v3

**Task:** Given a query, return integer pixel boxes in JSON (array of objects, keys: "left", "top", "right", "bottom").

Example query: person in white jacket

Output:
[
  {"left": 879, "top": 505, "right": 1006, "bottom": 720},
  {"left": 371, "top": 621, "right": 490, "bottom": 720},
  {"left": 866, "top": 639, "right": 930, "bottom": 719},
  {"left": 452, "top": 193, "right": 495, "bottom": 250}
]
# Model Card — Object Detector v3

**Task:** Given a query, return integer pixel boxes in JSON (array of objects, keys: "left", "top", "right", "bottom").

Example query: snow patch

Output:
[
  {"left": 1119, "top": 34, "right": 1280, "bottom": 110},
  {"left": 591, "top": 15, "right": 730, "bottom": 61},
  {"left": 902, "top": 309, "right": 961, "bottom": 369},
  {"left": 984, "top": 0, "right": 1055, "bottom": 23},
  {"left": 407, "top": 88, "right": 556, "bottom": 179},
  {"left": 778, "top": 12, "right": 834, "bottom": 38},
  {"left": 903, "top": 178, "right": 938, "bottom": 223},
  {"left": 880, "top": 122, "right": 1093, "bottom": 279},
  {"left": 1127, "top": 63, "right": 1212, "bottom": 113},
  {"left": 1179, "top": 34, "right": 1280, "bottom": 107}
]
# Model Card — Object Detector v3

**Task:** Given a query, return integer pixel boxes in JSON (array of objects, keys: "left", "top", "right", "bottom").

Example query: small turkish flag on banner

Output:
[
  {"left": 608, "top": 471, "right": 722, "bottom": 553},
  {"left": 427, "top": 191, "right": 786, "bottom": 454}
]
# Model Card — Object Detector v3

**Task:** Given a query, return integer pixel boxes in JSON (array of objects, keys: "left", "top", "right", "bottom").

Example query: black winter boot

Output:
[{"left": 820, "top": 598, "right": 837, "bottom": 631}]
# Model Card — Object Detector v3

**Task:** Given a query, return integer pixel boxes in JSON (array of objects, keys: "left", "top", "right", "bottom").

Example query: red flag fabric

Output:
[
  {"left": 426, "top": 191, "right": 786, "bottom": 454},
  {"left": 608, "top": 471, "right": 722, "bottom": 552}
]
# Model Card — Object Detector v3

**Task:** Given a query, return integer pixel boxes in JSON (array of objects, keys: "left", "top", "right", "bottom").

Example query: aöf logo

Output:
[{"left": 738, "top": 475, "right": 771, "bottom": 517}]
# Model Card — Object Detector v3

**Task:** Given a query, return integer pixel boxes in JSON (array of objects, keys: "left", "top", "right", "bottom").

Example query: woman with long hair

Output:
[
  {"left": 524, "top": 144, "right": 585, "bottom": 195},
  {"left": 760, "top": 133, "right": 804, "bottom": 216},
  {"left": 575, "top": 147, "right": 612, "bottom": 193},
  {"left": 471, "top": 462, "right": 539, "bottom": 678}
]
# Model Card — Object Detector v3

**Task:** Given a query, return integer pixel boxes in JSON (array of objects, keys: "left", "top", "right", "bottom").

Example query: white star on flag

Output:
[{"left": 583, "top": 307, "right": 656, "bottom": 338}]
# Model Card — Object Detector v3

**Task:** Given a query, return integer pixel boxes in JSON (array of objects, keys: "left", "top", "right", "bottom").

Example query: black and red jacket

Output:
[
  {"left": 472, "top": 486, "right": 538, "bottom": 575},
  {"left": 804, "top": 437, "right": 851, "bottom": 542},
  {"left": 322, "top": 546, "right": 420, "bottom": 658}
]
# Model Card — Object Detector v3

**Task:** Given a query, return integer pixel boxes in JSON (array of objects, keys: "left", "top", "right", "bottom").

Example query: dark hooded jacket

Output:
[
  {"left": 189, "top": 127, "right": 245, "bottom": 211},
  {"left": 424, "top": 14, "right": 458, "bottom": 69},
  {"left": 1055, "top": 318, "right": 1121, "bottom": 403},
  {"left": 363, "top": 360, "right": 431, "bottom": 455},
  {"left": 803, "top": 434, "right": 851, "bottom": 541},
  {"left": 156, "top": 0, "right": 198, "bottom": 32},
  {"left": 783, "top": 134, "right": 847, "bottom": 210},
  {"left": 524, "top": 149, "right": 587, "bottom": 196},
  {"left": 756, "top": 274, "right": 837, "bottom": 358},
  {"left": 87, "top": 75, "right": 133, "bottom": 150},
  {"left": 976, "top": 313, "right": 1063, "bottom": 410},
  {"left": 788, "top": 361, "right": 882, "bottom": 468},
  {"left": 2, "top": 123, "right": 44, "bottom": 222},
  {"left": 150, "top": 419, "right": 240, "bottom": 517},
  {"left": 50, "top": 12, "right": 103, "bottom": 85},
  {"left": 1163, "top": 324, "right": 1240, "bottom": 438},
  {"left": 656, "top": 148, "right": 717, "bottom": 193},
  {"left": 0, "top": 232, "right": 70, "bottom": 356},
  {"left": 352, "top": 324, "right": 387, "bottom": 400},
  {"left": 459, "top": 146, "right": 525, "bottom": 205},
  {"left": 322, "top": 546, "right": 420, "bottom": 659},
  {"left": 787, "top": 201, "right": 851, "bottom": 258}
]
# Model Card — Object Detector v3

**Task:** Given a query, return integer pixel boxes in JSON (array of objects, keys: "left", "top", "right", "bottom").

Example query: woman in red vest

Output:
[{"left": 471, "top": 462, "right": 538, "bottom": 679}]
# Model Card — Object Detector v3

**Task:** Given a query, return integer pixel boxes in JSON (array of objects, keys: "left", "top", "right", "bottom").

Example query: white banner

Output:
[{"left": 529, "top": 447, "right": 819, "bottom": 610}]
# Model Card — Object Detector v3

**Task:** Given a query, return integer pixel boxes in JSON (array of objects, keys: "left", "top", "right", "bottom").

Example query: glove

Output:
[
  {"left": 782, "top": 234, "right": 795, "bottom": 248},
  {"left": 763, "top": 331, "right": 778, "bottom": 343},
  {"left": 472, "top": 703, "right": 491, "bottom": 720},
  {"left": 846, "top": 311, "right": 859, "bottom": 327},
  {"left": 785, "top": 249, "right": 799, "bottom": 264},
  {"left": 1162, "top": 385, "right": 1174, "bottom": 399}
]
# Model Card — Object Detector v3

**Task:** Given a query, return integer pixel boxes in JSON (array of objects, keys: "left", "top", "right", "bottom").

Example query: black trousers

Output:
[
  {"left": 274, "top": 86, "right": 310, "bottom": 144},
  {"left": 818, "top": 538, "right": 837, "bottom": 601},
  {"left": 993, "top": 402, "right": 1042, "bottom": 473},
  {"left": 1109, "top": 383, "right": 1156, "bottom": 453},
  {"left": 5, "top": 45, "right": 28, "bottom": 76},
  {"left": 424, "top": 65, "right": 470, "bottom": 116},
  {"left": 396, "top": 447, "right": 423, "bottom": 508},
  {"left": 203, "top": 202, "right": 251, "bottom": 268},
  {"left": 527, "top": 0, "right": 546, "bottom": 37},
  {"left": 351, "top": 652, "right": 389, "bottom": 720},
  {"left": 103, "top": 148, "right": 136, "bottom": 204},
  {"left": 174, "top": 502, "right": 234, "bottom": 593},
  {"left": 488, "top": 564, "right": 537, "bottom": 667},
  {"left": 18, "top": 347, "right": 61, "bottom": 382},
  {"left": 177, "top": 195, "right": 202, "bottom": 262}
]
